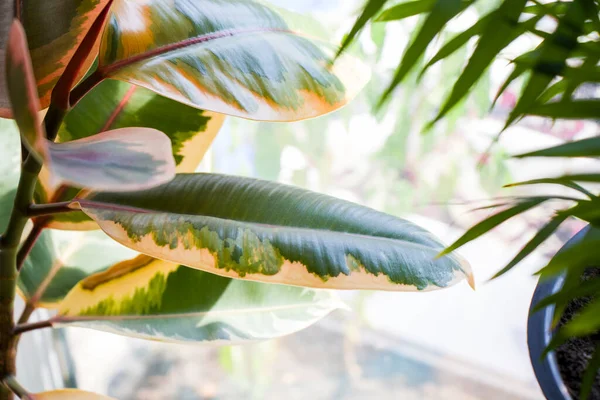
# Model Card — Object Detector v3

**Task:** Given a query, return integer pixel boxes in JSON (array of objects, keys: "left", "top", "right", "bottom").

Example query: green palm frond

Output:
[
  {"left": 342, "top": 0, "right": 600, "bottom": 125},
  {"left": 343, "top": 0, "right": 600, "bottom": 395}
]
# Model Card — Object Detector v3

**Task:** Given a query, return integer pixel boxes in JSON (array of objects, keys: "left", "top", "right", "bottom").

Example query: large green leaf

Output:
[
  {"left": 38, "top": 79, "right": 226, "bottom": 230},
  {"left": 0, "top": 0, "right": 110, "bottom": 117},
  {"left": 6, "top": 21, "right": 176, "bottom": 193},
  {"left": 94, "top": 0, "right": 368, "bottom": 122},
  {"left": 69, "top": 174, "right": 473, "bottom": 291},
  {"left": 55, "top": 256, "right": 343, "bottom": 343}
]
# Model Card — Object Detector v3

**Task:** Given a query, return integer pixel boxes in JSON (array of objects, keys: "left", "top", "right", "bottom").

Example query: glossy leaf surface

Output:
[
  {"left": 57, "top": 256, "right": 343, "bottom": 343},
  {"left": 46, "top": 128, "right": 176, "bottom": 192},
  {"left": 97, "top": 0, "right": 368, "bottom": 121},
  {"left": 6, "top": 21, "right": 176, "bottom": 192},
  {"left": 0, "top": 0, "right": 110, "bottom": 117},
  {"left": 72, "top": 174, "right": 473, "bottom": 291}
]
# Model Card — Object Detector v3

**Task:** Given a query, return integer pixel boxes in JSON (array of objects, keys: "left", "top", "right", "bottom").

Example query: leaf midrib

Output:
[
  {"left": 76, "top": 200, "right": 445, "bottom": 252},
  {"left": 99, "top": 27, "right": 293, "bottom": 76},
  {"left": 56, "top": 300, "right": 337, "bottom": 322}
]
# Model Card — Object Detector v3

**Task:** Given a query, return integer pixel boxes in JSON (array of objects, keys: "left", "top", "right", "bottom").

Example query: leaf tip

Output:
[{"left": 457, "top": 255, "right": 475, "bottom": 290}]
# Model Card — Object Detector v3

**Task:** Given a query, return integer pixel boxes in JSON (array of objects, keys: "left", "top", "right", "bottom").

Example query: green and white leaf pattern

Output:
[
  {"left": 56, "top": 256, "right": 343, "bottom": 343},
  {"left": 95, "top": 0, "right": 369, "bottom": 121},
  {"left": 72, "top": 174, "right": 473, "bottom": 291}
]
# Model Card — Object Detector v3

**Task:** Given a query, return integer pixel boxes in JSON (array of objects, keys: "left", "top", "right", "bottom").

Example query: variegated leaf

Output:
[
  {"left": 58, "top": 79, "right": 226, "bottom": 172},
  {"left": 0, "top": 118, "right": 135, "bottom": 306},
  {"left": 71, "top": 174, "right": 473, "bottom": 291},
  {"left": 94, "top": 0, "right": 368, "bottom": 121},
  {"left": 46, "top": 128, "right": 176, "bottom": 192},
  {"left": 19, "top": 229, "right": 136, "bottom": 307},
  {"left": 31, "top": 389, "right": 115, "bottom": 400},
  {"left": 6, "top": 21, "right": 176, "bottom": 192},
  {"left": 55, "top": 255, "right": 343, "bottom": 343},
  {"left": 36, "top": 79, "right": 226, "bottom": 230},
  {"left": 0, "top": 0, "right": 111, "bottom": 117}
]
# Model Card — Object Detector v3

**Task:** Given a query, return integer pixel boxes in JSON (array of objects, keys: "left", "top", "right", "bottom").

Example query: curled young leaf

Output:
[{"left": 46, "top": 128, "right": 176, "bottom": 192}]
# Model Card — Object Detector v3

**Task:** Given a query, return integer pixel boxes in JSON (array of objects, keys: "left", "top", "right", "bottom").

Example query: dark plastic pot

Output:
[{"left": 528, "top": 226, "right": 591, "bottom": 400}]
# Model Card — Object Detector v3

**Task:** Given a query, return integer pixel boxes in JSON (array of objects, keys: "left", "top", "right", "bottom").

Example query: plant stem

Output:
[
  {"left": 0, "top": 155, "right": 42, "bottom": 400},
  {"left": 69, "top": 69, "right": 104, "bottom": 108},
  {"left": 0, "top": 105, "right": 65, "bottom": 400},
  {"left": 2, "top": 376, "right": 33, "bottom": 400},
  {"left": 13, "top": 320, "right": 53, "bottom": 336},
  {"left": 14, "top": 309, "right": 33, "bottom": 329},
  {"left": 53, "top": 0, "right": 114, "bottom": 110},
  {"left": 18, "top": 184, "right": 71, "bottom": 272},
  {"left": 26, "top": 202, "right": 74, "bottom": 218},
  {"left": 15, "top": 222, "right": 44, "bottom": 273}
]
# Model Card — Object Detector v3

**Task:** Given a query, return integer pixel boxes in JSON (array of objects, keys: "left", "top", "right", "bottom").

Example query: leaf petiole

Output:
[
  {"left": 1, "top": 376, "right": 33, "bottom": 400},
  {"left": 12, "top": 320, "right": 53, "bottom": 336},
  {"left": 26, "top": 202, "right": 75, "bottom": 218}
]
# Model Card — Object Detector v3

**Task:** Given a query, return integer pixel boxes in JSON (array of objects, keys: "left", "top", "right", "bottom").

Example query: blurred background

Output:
[{"left": 18, "top": 0, "right": 600, "bottom": 398}]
